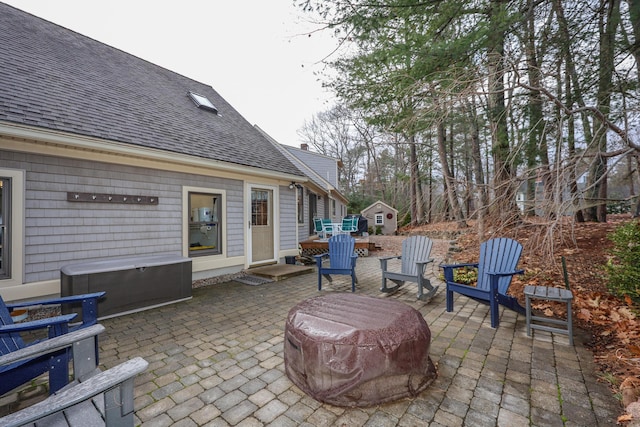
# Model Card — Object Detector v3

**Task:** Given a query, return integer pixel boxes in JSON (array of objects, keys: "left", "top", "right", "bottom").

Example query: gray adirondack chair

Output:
[
  {"left": 0, "top": 324, "right": 148, "bottom": 427},
  {"left": 379, "top": 235, "right": 438, "bottom": 300},
  {"left": 441, "top": 237, "right": 525, "bottom": 328},
  {"left": 315, "top": 234, "right": 358, "bottom": 292}
]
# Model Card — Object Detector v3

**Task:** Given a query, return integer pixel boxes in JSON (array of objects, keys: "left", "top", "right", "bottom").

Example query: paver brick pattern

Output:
[{"left": 88, "top": 239, "right": 620, "bottom": 426}]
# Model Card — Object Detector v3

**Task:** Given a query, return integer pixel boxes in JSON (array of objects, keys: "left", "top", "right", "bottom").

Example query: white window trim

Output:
[
  {"left": 0, "top": 168, "right": 25, "bottom": 289},
  {"left": 375, "top": 214, "right": 384, "bottom": 225},
  {"left": 182, "top": 186, "right": 228, "bottom": 272}
]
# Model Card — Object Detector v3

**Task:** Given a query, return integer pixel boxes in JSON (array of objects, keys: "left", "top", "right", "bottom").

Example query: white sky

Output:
[{"left": 4, "top": 0, "right": 337, "bottom": 147}]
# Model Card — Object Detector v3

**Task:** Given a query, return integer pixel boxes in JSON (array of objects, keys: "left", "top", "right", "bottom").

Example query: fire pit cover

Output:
[{"left": 284, "top": 293, "right": 437, "bottom": 407}]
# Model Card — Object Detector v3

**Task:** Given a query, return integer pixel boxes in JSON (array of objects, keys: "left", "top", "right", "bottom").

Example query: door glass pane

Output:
[{"left": 251, "top": 190, "right": 269, "bottom": 226}]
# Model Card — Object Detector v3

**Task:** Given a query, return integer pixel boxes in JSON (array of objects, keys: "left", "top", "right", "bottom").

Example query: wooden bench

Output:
[{"left": 0, "top": 324, "right": 148, "bottom": 427}]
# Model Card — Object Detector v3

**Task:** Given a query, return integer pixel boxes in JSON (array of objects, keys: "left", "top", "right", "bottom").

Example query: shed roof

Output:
[
  {"left": 0, "top": 3, "right": 302, "bottom": 177},
  {"left": 361, "top": 200, "right": 398, "bottom": 214}
]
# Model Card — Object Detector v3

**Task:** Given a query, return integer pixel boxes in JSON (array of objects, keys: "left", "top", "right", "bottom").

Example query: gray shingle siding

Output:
[
  {"left": 285, "top": 147, "right": 339, "bottom": 188},
  {"left": 279, "top": 185, "right": 297, "bottom": 251},
  {"left": 3, "top": 149, "right": 246, "bottom": 283},
  {"left": 0, "top": 3, "right": 303, "bottom": 178}
]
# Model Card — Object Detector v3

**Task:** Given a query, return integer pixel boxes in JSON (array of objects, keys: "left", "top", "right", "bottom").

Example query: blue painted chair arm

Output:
[
  {"left": 485, "top": 269, "right": 525, "bottom": 277},
  {"left": 7, "top": 292, "right": 104, "bottom": 328},
  {"left": 440, "top": 262, "right": 479, "bottom": 270},
  {"left": 314, "top": 253, "right": 329, "bottom": 262},
  {"left": 0, "top": 314, "right": 77, "bottom": 335},
  {"left": 6, "top": 292, "right": 106, "bottom": 310}
]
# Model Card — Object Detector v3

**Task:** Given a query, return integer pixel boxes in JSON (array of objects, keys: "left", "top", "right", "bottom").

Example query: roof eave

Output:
[{"left": 0, "top": 122, "right": 305, "bottom": 182}]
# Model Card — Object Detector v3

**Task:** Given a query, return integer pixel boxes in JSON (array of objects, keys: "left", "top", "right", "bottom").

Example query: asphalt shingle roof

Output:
[{"left": 0, "top": 3, "right": 302, "bottom": 177}]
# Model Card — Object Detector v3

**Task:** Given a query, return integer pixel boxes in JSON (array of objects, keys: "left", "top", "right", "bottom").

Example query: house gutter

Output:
[{"left": 0, "top": 122, "right": 306, "bottom": 183}]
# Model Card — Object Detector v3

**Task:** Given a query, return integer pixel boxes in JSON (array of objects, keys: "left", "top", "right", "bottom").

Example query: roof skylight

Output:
[{"left": 188, "top": 91, "right": 218, "bottom": 114}]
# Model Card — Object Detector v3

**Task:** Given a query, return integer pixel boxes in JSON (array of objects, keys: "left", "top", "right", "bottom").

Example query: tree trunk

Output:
[
  {"left": 554, "top": 0, "right": 588, "bottom": 221},
  {"left": 409, "top": 134, "right": 419, "bottom": 226},
  {"left": 565, "top": 60, "right": 585, "bottom": 222},
  {"left": 468, "top": 97, "right": 488, "bottom": 238},
  {"left": 487, "top": 0, "right": 518, "bottom": 224},
  {"left": 628, "top": 0, "right": 640, "bottom": 80},
  {"left": 436, "top": 121, "right": 467, "bottom": 227},
  {"left": 587, "top": 0, "right": 620, "bottom": 222}
]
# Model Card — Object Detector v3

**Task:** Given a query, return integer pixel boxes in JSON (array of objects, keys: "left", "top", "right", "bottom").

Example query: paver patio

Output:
[{"left": 3, "top": 239, "right": 621, "bottom": 426}]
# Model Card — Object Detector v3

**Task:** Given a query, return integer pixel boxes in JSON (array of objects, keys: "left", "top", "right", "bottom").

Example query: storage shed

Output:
[{"left": 361, "top": 201, "right": 398, "bottom": 235}]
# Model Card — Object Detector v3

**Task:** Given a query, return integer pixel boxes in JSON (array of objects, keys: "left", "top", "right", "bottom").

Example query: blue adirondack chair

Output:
[
  {"left": 0, "top": 291, "right": 105, "bottom": 395},
  {"left": 314, "top": 234, "right": 358, "bottom": 292},
  {"left": 380, "top": 235, "right": 438, "bottom": 300},
  {"left": 441, "top": 238, "right": 525, "bottom": 328},
  {"left": 0, "top": 324, "right": 148, "bottom": 427}
]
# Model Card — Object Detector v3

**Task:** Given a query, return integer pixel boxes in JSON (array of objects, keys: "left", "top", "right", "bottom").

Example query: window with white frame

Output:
[
  {"left": 375, "top": 213, "right": 384, "bottom": 225},
  {"left": 0, "top": 168, "right": 24, "bottom": 286},
  {"left": 188, "top": 191, "right": 222, "bottom": 257}
]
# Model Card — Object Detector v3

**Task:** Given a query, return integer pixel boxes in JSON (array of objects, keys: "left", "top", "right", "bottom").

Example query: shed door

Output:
[{"left": 250, "top": 188, "right": 274, "bottom": 263}]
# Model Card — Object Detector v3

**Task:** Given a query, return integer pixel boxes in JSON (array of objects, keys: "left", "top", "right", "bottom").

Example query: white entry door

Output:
[{"left": 249, "top": 187, "right": 275, "bottom": 264}]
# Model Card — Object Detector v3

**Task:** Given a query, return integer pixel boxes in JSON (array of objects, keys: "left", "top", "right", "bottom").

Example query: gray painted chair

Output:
[
  {"left": 379, "top": 235, "right": 438, "bottom": 300},
  {"left": 525, "top": 256, "right": 574, "bottom": 345}
]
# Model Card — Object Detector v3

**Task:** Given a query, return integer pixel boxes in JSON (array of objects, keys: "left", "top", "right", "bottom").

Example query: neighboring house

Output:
[
  {"left": 256, "top": 127, "right": 348, "bottom": 241},
  {"left": 361, "top": 201, "right": 398, "bottom": 235},
  {"left": 0, "top": 4, "right": 306, "bottom": 302}
]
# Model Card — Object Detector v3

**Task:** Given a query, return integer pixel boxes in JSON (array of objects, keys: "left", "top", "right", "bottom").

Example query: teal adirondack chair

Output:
[
  {"left": 380, "top": 235, "right": 438, "bottom": 300},
  {"left": 321, "top": 218, "right": 336, "bottom": 236},
  {"left": 314, "top": 234, "right": 358, "bottom": 292},
  {"left": 313, "top": 218, "right": 326, "bottom": 238},
  {"left": 441, "top": 238, "right": 525, "bottom": 328},
  {"left": 341, "top": 217, "right": 358, "bottom": 234}
]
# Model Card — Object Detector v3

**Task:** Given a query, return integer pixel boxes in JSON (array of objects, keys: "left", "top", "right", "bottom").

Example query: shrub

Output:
[
  {"left": 606, "top": 221, "right": 640, "bottom": 302},
  {"left": 606, "top": 201, "right": 631, "bottom": 214},
  {"left": 453, "top": 267, "right": 478, "bottom": 285},
  {"left": 439, "top": 267, "right": 478, "bottom": 286}
]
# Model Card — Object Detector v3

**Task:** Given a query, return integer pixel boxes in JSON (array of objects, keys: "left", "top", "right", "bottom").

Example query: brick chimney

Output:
[{"left": 300, "top": 143, "right": 308, "bottom": 151}]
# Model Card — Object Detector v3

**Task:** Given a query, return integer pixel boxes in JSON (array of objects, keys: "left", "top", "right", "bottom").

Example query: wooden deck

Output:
[{"left": 299, "top": 237, "right": 380, "bottom": 257}]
